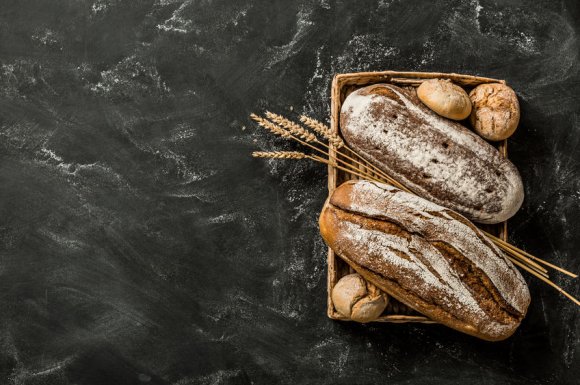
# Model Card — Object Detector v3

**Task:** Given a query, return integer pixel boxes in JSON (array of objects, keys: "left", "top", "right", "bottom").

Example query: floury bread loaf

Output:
[
  {"left": 340, "top": 83, "right": 524, "bottom": 224},
  {"left": 319, "top": 180, "right": 530, "bottom": 341}
]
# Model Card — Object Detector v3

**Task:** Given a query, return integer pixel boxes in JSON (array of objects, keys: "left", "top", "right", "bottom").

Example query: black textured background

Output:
[{"left": 0, "top": 0, "right": 579, "bottom": 384}]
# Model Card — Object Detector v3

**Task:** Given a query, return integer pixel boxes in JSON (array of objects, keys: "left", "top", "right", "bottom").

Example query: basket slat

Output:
[{"left": 327, "top": 71, "right": 509, "bottom": 323}]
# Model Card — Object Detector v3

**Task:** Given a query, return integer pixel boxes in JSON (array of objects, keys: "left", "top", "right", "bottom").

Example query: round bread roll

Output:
[
  {"left": 417, "top": 78, "right": 472, "bottom": 120},
  {"left": 332, "top": 273, "right": 388, "bottom": 323},
  {"left": 469, "top": 83, "right": 520, "bottom": 141}
]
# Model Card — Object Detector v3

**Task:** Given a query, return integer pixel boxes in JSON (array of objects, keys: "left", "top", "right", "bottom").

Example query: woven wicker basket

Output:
[{"left": 327, "top": 70, "right": 509, "bottom": 323}]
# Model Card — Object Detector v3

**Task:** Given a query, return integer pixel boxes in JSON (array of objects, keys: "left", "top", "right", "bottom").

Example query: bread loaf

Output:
[
  {"left": 319, "top": 180, "right": 530, "bottom": 341},
  {"left": 340, "top": 84, "right": 524, "bottom": 224}
]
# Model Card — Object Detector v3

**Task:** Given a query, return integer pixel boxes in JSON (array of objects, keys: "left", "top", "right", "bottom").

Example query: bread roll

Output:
[
  {"left": 469, "top": 83, "right": 520, "bottom": 141},
  {"left": 332, "top": 273, "right": 388, "bottom": 322},
  {"left": 417, "top": 79, "right": 472, "bottom": 120},
  {"left": 319, "top": 180, "right": 530, "bottom": 341},
  {"left": 340, "top": 83, "right": 524, "bottom": 224}
]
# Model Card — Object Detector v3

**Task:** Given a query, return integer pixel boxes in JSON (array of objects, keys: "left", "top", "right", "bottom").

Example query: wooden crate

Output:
[{"left": 327, "top": 71, "right": 509, "bottom": 323}]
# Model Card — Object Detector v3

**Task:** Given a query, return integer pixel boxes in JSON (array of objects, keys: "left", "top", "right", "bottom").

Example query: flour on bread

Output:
[{"left": 340, "top": 84, "right": 524, "bottom": 224}]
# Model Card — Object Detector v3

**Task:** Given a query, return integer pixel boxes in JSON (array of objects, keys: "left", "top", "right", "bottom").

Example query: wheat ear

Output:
[
  {"left": 252, "top": 151, "right": 306, "bottom": 159},
  {"left": 266, "top": 111, "right": 397, "bottom": 185},
  {"left": 253, "top": 113, "right": 385, "bottom": 183},
  {"left": 265, "top": 111, "right": 317, "bottom": 142},
  {"left": 300, "top": 115, "right": 344, "bottom": 148},
  {"left": 250, "top": 113, "right": 292, "bottom": 139}
]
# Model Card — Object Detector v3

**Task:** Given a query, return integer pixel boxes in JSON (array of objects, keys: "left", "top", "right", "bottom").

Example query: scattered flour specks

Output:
[
  {"left": 31, "top": 29, "right": 62, "bottom": 49},
  {"left": 157, "top": 0, "right": 195, "bottom": 34},
  {"left": 335, "top": 34, "right": 399, "bottom": 72},
  {"left": 174, "top": 369, "right": 242, "bottom": 385},
  {"left": 91, "top": 0, "right": 110, "bottom": 15},
  {"left": 206, "top": 213, "right": 239, "bottom": 225},
  {"left": 90, "top": 55, "right": 169, "bottom": 99},
  {"left": 267, "top": 6, "right": 315, "bottom": 68},
  {"left": 473, "top": 0, "right": 483, "bottom": 31},
  {"left": 307, "top": 336, "right": 351, "bottom": 375},
  {"left": 167, "top": 122, "right": 198, "bottom": 142},
  {"left": 39, "top": 229, "right": 86, "bottom": 250},
  {"left": 420, "top": 39, "right": 435, "bottom": 66},
  {"left": 0, "top": 59, "right": 53, "bottom": 99}
]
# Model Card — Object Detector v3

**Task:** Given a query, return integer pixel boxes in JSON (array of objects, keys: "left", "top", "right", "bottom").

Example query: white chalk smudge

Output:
[
  {"left": 307, "top": 336, "right": 351, "bottom": 375},
  {"left": 172, "top": 369, "right": 242, "bottom": 385},
  {"left": 40, "top": 148, "right": 63, "bottom": 163},
  {"left": 31, "top": 29, "right": 62, "bottom": 50},
  {"left": 165, "top": 190, "right": 217, "bottom": 203},
  {"left": 9, "top": 355, "right": 76, "bottom": 383},
  {"left": 90, "top": 55, "right": 170, "bottom": 98},
  {"left": 168, "top": 123, "right": 197, "bottom": 142},
  {"left": 157, "top": 0, "right": 195, "bottom": 34},
  {"left": 91, "top": 0, "right": 110, "bottom": 15},
  {"left": 39, "top": 228, "right": 86, "bottom": 250},
  {"left": 38, "top": 147, "right": 131, "bottom": 187},
  {"left": 303, "top": 34, "right": 399, "bottom": 114},
  {"left": 267, "top": 6, "right": 314, "bottom": 68},
  {"left": 420, "top": 39, "right": 435, "bottom": 66},
  {"left": 206, "top": 213, "right": 238, "bottom": 224},
  {"left": 514, "top": 32, "right": 537, "bottom": 54},
  {"left": 473, "top": 0, "right": 483, "bottom": 31},
  {"left": 0, "top": 59, "right": 55, "bottom": 99},
  {"left": 335, "top": 34, "right": 399, "bottom": 72},
  {"left": 29, "top": 356, "right": 75, "bottom": 378}
]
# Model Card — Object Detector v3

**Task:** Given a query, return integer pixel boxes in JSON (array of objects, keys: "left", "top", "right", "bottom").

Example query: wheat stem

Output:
[
  {"left": 298, "top": 115, "right": 403, "bottom": 186},
  {"left": 510, "top": 257, "right": 580, "bottom": 306},
  {"left": 486, "top": 232, "right": 577, "bottom": 278},
  {"left": 308, "top": 155, "right": 387, "bottom": 183}
]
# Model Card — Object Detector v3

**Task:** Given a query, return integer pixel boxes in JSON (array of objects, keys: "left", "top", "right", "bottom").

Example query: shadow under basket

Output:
[{"left": 327, "top": 70, "right": 509, "bottom": 324}]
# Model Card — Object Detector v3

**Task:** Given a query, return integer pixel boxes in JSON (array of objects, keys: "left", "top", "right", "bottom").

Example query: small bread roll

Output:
[
  {"left": 469, "top": 83, "right": 520, "bottom": 141},
  {"left": 417, "top": 79, "right": 472, "bottom": 120},
  {"left": 332, "top": 273, "right": 388, "bottom": 323}
]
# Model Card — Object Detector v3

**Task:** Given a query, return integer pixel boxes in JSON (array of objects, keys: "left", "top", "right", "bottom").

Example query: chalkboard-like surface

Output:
[{"left": 0, "top": 1, "right": 579, "bottom": 384}]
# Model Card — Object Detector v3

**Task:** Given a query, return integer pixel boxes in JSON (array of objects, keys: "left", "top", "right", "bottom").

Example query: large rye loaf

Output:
[
  {"left": 340, "top": 84, "right": 524, "bottom": 224},
  {"left": 319, "top": 180, "right": 530, "bottom": 341}
]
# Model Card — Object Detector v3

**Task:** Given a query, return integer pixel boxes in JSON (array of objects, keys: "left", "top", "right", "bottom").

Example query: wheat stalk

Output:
[
  {"left": 252, "top": 151, "right": 306, "bottom": 159},
  {"left": 253, "top": 113, "right": 385, "bottom": 184},
  {"left": 266, "top": 111, "right": 317, "bottom": 142},
  {"left": 266, "top": 111, "right": 399, "bottom": 186}
]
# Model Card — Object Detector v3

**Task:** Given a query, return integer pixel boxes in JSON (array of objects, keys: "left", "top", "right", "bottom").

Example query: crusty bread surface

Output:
[
  {"left": 320, "top": 180, "right": 531, "bottom": 341},
  {"left": 340, "top": 84, "right": 524, "bottom": 224}
]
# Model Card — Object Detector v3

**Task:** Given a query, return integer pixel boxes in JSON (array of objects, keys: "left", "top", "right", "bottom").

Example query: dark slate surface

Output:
[{"left": 0, "top": 0, "right": 579, "bottom": 384}]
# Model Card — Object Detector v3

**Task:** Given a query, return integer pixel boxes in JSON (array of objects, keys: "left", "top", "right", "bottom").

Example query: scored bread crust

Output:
[
  {"left": 320, "top": 180, "right": 531, "bottom": 341},
  {"left": 340, "top": 83, "right": 524, "bottom": 224}
]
